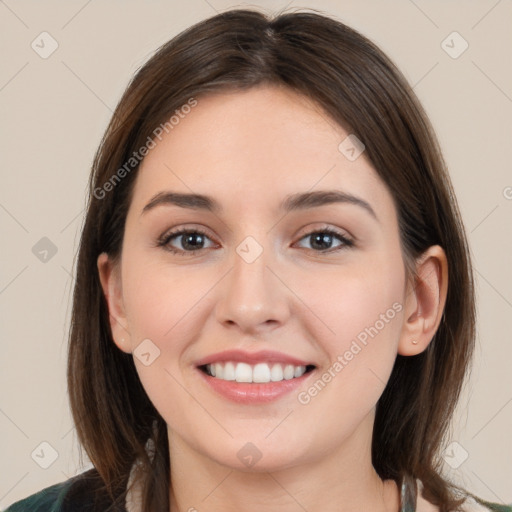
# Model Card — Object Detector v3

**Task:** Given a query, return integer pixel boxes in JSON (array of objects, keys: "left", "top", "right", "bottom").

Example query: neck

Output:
[{"left": 167, "top": 412, "right": 400, "bottom": 512}]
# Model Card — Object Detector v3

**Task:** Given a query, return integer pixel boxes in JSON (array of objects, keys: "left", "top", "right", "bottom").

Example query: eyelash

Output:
[{"left": 156, "top": 226, "right": 354, "bottom": 256}]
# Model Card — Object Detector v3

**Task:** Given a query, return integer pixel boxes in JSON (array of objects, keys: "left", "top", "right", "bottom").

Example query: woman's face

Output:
[{"left": 102, "top": 85, "right": 412, "bottom": 472}]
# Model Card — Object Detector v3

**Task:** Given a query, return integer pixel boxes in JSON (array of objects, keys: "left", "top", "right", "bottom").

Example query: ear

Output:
[
  {"left": 97, "top": 252, "right": 132, "bottom": 353},
  {"left": 398, "top": 245, "right": 448, "bottom": 356}
]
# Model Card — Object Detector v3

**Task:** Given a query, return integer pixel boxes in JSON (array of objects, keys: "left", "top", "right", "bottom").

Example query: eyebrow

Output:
[{"left": 141, "top": 190, "right": 378, "bottom": 221}]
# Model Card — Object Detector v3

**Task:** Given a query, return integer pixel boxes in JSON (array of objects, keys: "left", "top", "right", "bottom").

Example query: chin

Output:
[{"left": 203, "top": 438, "right": 309, "bottom": 474}]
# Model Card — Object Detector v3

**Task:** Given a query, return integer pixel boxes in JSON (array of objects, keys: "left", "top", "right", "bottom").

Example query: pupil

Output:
[
  {"left": 311, "top": 233, "right": 332, "bottom": 250},
  {"left": 183, "top": 233, "right": 204, "bottom": 250}
]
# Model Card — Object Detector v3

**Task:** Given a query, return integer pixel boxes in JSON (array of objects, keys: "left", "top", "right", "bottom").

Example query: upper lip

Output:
[{"left": 195, "top": 349, "right": 315, "bottom": 367}]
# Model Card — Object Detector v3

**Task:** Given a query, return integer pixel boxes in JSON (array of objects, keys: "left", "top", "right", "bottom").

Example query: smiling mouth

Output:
[{"left": 199, "top": 362, "right": 316, "bottom": 383}]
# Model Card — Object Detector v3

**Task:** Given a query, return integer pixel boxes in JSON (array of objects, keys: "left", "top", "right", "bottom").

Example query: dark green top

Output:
[
  {"left": 5, "top": 470, "right": 126, "bottom": 512},
  {"left": 5, "top": 480, "right": 76, "bottom": 512},
  {"left": 5, "top": 470, "right": 512, "bottom": 511}
]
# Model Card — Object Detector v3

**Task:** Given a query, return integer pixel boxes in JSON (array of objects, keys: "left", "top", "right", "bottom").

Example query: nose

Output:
[{"left": 215, "top": 242, "right": 291, "bottom": 335}]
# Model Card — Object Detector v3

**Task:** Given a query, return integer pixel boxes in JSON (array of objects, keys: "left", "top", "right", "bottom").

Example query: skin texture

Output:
[{"left": 98, "top": 85, "right": 448, "bottom": 512}]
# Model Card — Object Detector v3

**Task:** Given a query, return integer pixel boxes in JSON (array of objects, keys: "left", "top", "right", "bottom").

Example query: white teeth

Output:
[
  {"left": 253, "top": 363, "right": 271, "bottom": 383},
  {"left": 214, "top": 363, "right": 224, "bottom": 380},
  {"left": 294, "top": 365, "right": 305, "bottom": 378},
  {"left": 270, "top": 364, "right": 284, "bottom": 382},
  {"left": 283, "top": 364, "right": 295, "bottom": 380},
  {"left": 235, "top": 362, "right": 252, "bottom": 382},
  {"left": 224, "top": 361, "right": 236, "bottom": 381},
  {"left": 204, "top": 362, "right": 309, "bottom": 383}
]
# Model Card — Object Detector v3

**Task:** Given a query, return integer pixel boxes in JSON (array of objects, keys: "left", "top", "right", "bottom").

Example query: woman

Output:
[{"left": 6, "top": 8, "right": 511, "bottom": 512}]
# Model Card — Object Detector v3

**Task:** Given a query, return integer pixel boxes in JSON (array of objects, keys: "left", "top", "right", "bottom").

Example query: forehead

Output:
[{"left": 129, "top": 85, "right": 394, "bottom": 221}]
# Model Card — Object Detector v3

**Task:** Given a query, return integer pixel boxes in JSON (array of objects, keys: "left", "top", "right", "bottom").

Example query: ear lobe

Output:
[
  {"left": 398, "top": 245, "right": 448, "bottom": 356},
  {"left": 97, "top": 252, "right": 132, "bottom": 353}
]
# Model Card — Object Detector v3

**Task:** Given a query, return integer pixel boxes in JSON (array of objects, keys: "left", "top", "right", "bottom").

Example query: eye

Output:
[
  {"left": 156, "top": 226, "right": 354, "bottom": 256},
  {"left": 295, "top": 228, "right": 354, "bottom": 253},
  {"left": 157, "top": 228, "right": 216, "bottom": 254}
]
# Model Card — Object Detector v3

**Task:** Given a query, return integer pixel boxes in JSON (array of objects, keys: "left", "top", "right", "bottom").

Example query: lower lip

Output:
[{"left": 196, "top": 368, "right": 313, "bottom": 404}]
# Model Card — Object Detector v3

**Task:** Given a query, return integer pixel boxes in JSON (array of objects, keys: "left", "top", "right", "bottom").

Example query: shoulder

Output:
[
  {"left": 4, "top": 469, "right": 127, "bottom": 512},
  {"left": 4, "top": 479, "right": 73, "bottom": 512},
  {"left": 416, "top": 480, "right": 512, "bottom": 512},
  {"left": 462, "top": 495, "right": 512, "bottom": 512}
]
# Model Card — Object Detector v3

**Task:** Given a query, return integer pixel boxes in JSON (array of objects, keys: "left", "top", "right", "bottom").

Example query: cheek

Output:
[
  {"left": 290, "top": 258, "right": 405, "bottom": 440},
  {"left": 296, "top": 261, "right": 404, "bottom": 424},
  {"left": 121, "top": 254, "right": 212, "bottom": 343},
  {"left": 120, "top": 256, "right": 215, "bottom": 428},
  {"left": 297, "top": 252, "right": 405, "bottom": 358}
]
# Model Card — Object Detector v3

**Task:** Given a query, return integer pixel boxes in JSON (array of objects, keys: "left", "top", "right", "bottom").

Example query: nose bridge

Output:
[{"left": 215, "top": 233, "right": 290, "bottom": 332}]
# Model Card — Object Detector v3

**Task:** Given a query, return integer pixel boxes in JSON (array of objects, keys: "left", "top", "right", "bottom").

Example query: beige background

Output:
[{"left": 1, "top": 0, "right": 511, "bottom": 508}]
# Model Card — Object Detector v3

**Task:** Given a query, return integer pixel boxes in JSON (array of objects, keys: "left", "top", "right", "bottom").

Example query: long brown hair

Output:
[{"left": 67, "top": 8, "right": 475, "bottom": 511}]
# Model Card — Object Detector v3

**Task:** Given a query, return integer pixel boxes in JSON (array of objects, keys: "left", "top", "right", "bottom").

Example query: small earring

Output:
[{"left": 411, "top": 339, "right": 418, "bottom": 345}]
